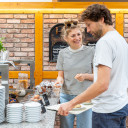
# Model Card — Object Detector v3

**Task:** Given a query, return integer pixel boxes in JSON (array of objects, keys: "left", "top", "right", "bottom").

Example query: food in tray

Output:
[
  {"left": 74, "top": 104, "right": 81, "bottom": 108},
  {"left": 82, "top": 100, "right": 92, "bottom": 105},
  {"left": 30, "top": 95, "right": 42, "bottom": 102}
]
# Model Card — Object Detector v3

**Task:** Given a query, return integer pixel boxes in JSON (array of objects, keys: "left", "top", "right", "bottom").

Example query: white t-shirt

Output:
[{"left": 92, "top": 30, "right": 128, "bottom": 113}]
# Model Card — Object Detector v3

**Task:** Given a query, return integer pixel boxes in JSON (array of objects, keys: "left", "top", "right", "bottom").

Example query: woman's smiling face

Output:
[{"left": 65, "top": 28, "right": 82, "bottom": 50}]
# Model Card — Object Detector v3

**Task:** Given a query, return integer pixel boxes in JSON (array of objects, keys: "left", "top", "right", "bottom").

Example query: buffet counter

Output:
[{"left": 0, "top": 97, "right": 58, "bottom": 128}]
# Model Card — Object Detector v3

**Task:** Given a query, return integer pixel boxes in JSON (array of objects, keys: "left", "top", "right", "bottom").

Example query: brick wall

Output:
[
  {"left": 0, "top": 14, "right": 35, "bottom": 87},
  {"left": 43, "top": 13, "right": 116, "bottom": 71}
]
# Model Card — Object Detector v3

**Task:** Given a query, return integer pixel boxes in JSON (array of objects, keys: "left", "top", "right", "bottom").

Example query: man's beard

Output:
[{"left": 92, "top": 28, "right": 102, "bottom": 41}]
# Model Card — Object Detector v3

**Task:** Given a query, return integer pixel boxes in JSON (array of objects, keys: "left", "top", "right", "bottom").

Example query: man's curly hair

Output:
[{"left": 81, "top": 4, "right": 113, "bottom": 25}]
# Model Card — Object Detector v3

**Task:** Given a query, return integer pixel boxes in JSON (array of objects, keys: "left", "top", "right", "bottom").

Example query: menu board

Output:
[
  {"left": 49, "top": 23, "right": 68, "bottom": 62},
  {"left": 52, "top": 42, "right": 68, "bottom": 62}
]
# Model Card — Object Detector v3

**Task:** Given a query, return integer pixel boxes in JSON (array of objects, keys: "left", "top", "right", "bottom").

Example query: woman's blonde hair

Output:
[{"left": 61, "top": 19, "right": 83, "bottom": 39}]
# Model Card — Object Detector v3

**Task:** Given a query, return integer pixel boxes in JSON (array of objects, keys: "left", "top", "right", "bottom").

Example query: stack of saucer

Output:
[
  {"left": 6, "top": 103, "right": 23, "bottom": 123},
  {"left": 0, "top": 86, "right": 5, "bottom": 123},
  {"left": 24, "top": 102, "right": 41, "bottom": 122}
]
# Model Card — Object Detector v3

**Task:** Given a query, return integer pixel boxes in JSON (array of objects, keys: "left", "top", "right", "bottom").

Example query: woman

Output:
[{"left": 55, "top": 19, "right": 94, "bottom": 128}]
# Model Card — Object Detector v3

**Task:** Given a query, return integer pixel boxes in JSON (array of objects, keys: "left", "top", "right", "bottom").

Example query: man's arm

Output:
[{"left": 58, "top": 65, "right": 111, "bottom": 116}]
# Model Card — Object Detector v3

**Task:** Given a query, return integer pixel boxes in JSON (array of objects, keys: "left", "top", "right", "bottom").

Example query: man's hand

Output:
[{"left": 58, "top": 102, "right": 74, "bottom": 116}]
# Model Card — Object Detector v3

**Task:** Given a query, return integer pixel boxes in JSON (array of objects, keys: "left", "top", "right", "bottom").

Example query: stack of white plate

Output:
[
  {"left": 24, "top": 102, "right": 41, "bottom": 122},
  {"left": 6, "top": 103, "right": 23, "bottom": 123},
  {"left": 0, "top": 86, "right": 5, "bottom": 123}
]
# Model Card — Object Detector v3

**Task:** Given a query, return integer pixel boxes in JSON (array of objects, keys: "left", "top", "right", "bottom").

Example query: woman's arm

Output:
[{"left": 55, "top": 71, "right": 64, "bottom": 85}]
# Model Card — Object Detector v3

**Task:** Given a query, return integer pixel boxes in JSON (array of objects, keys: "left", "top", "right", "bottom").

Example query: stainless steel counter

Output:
[{"left": 0, "top": 98, "right": 58, "bottom": 128}]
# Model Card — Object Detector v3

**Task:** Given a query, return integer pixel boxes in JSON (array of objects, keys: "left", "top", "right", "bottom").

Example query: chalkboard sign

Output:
[{"left": 49, "top": 23, "right": 68, "bottom": 62}]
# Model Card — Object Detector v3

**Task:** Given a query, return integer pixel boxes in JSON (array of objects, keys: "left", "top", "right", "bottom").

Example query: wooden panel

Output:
[
  {"left": 0, "top": 2, "right": 128, "bottom": 9},
  {"left": 116, "top": 13, "right": 124, "bottom": 36},
  {"left": 42, "top": 71, "right": 58, "bottom": 79},
  {"left": 0, "top": 71, "right": 30, "bottom": 79},
  {"left": 35, "top": 13, "right": 43, "bottom": 85}
]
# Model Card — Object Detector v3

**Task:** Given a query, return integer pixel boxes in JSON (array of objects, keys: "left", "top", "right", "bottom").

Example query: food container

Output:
[{"left": 18, "top": 73, "right": 28, "bottom": 89}]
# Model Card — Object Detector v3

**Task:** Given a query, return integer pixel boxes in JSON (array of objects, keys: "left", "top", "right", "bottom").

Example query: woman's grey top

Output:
[{"left": 56, "top": 45, "right": 94, "bottom": 95}]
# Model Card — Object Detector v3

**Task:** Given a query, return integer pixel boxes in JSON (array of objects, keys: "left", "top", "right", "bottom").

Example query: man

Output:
[{"left": 58, "top": 4, "right": 128, "bottom": 128}]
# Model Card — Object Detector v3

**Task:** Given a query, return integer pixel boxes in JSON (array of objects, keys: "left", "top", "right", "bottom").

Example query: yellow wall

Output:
[{"left": 0, "top": 2, "right": 127, "bottom": 85}]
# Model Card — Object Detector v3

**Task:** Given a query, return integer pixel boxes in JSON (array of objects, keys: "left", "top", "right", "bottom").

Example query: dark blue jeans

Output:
[{"left": 92, "top": 104, "right": 128, "bottom": 128}]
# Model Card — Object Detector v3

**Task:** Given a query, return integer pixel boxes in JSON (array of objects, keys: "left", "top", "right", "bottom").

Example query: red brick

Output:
[
  {"left": 43, "top": 52, "right": 49, "bottom": 56},
  {"left": 49, "top": 14, "right": 63, "bottom": 18},
  {"left": 21, "top": 66, "right": 30, "bottom": 71},
  {"left": 44, "top": 43, "right": 49, "bottom": 47},
  {"left": 43, "top": 28, "right": 50, "bottom": 34},
  {"left": 14, "top": 34, "right": 27, "bottom": 38},
  {"left": 112, "top": 14, "right": 116, "bottom": 19},
  {"left": 64, "top": 14, "right": 78, "bottom": 19},
  {"left": 14, "top": 14, "right": 27, "bottom": 19},
  {"left": 27, "top": 24, "right": 35, "bottom": 28},
  {"left": 21, "top": 38, "right": 34, "bottom": 42},
  {"left": 21, "top": 48, "right": 34, "bottom": 52},
  {"left": 20, "top": 57, "right": 34, "bottom": 60},
  {"left": 28, "top": 43, "right": 34, "bottom": 47},
  {"left": 0, "top": 24, "right": 13, "bottom": 28},
  {"left": 0, "top": 29, "right": 6, "bottom": 33},
  {"left": 124, "top": 28, "right": 128, "bottom": 33},
  {"left": 58, "top": 19, "right": 65, "bottom": 23},
  {"left": 7, "top": 29, "right": 20, "bottom": 34},
  {"left": 9, "top": 57, "right": 20, "bottom": 60},
  {"left": 21, "top": 19, "right": 35, "bottom": 23},
  {"left": 3, "top": 43, "right": 13, "bottom": 47},
  {"left": 44, "top": 47, "right": 49, "bottom": 52},
  {"left": 15, "top": 43, "right": 28, "bottom": 47},
  {"left": 44, "top": 34, "right": 49, "bottom": 38},
  {"left": 44, "top": 38, "right": 49, "bottom": 42},
  {"left": 124, "top": 24, "right": 128, "bottom": 27},
  {"left": 43, "top": 66, "right": 56, "bottom": 70},
  {"left": 0, "top": 19, "right": 6, "bottom": 23},
  {"left": 8, "top": 48, "right": 20, "bottom": 52},
  {"left": 49, "top": 63, "right": 56, "bottom": 66},
  {"left": 44, "top": 19, "right": 57, "bottom": 24},
  {"left": 28, "top": 14, "right": 35, "bottom": 19},
  {"left": 28, "top": 34, "right": 34, "bottom": 38},
  {"left": 9, "top": 52, "right": 14, "bottom": 57},
  {"left": 124, "top": 33, "right": 128, "bottom": 37},
  {"left": 124, "top": 19, "right": 128, "bottom": 23},
  {"left": 0, "top": 34, "right": 13, "bottom": 38},
  {"left": 28, "top": 52, "right": 34, "bottom": 56},
  {"left": 0, "top": 14, "right": 13, "bottom": 18},
  {"left": 43, "top": 57, "right": 49, "bottom": 61},
  {"left": 43, "top": 14, "right": 49, "bottom": 18},
  {"left": 14, "top": 24, "right": 27, "bottom": 28},
  {"left": 43, "top": 61, "right": 49, "bottom": 65},
  {"left": 124, "top": 14, "right": 128, "bottom": 19},
  {"left": 49, "top": 24, "right": 56, "bottom": 28},
  {"left": 43, "top": 24, "right": 49, "bottom": 28},
  {"left": 7, "top": 19, "right": 20, "bottom": 23},
  {"left": 14, "top": 52, "right": 27, "bottom": 56},
  {"left": 6, "top": 38, "right": 20, "bottom": 43},
  {"left": 21, "top": 29, "right": 34, "bottom": 34}
]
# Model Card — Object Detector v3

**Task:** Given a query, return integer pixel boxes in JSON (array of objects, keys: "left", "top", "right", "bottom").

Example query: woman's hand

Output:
[
  {"left": 55, "top": 71, "right": 64, "bottom": 86},
  {"left": 75, "top": 73, "right": 94, "bottom": 82},
  {"left": 75, "top": 73, "right": 85, "bottom": 82},
  {"left": 58, "top": 102, "right": 74, "bottom": 116}
]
